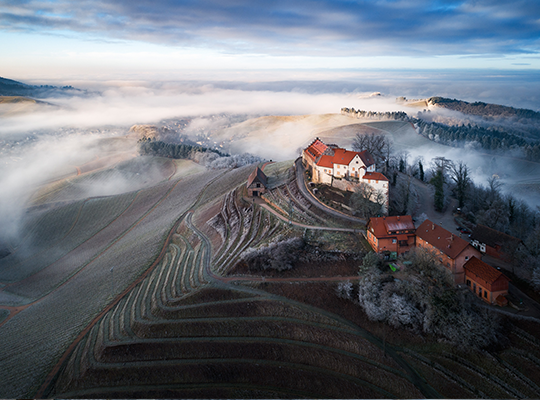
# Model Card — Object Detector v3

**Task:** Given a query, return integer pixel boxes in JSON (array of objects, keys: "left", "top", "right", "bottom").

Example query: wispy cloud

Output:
[{"left": 1, "top": 0, "right": 539, "bottom": 56}]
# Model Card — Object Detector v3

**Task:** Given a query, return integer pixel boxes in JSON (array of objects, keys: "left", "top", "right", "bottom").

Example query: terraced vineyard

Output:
[
  {"left": 2, "top": 154, "right": 540, "bottom": 398},
  {"left": 46, "top": 182, "right": 429, "bottom": 399}
]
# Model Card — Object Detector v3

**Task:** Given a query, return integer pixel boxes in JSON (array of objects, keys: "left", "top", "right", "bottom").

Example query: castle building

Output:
[{"left": 302, "top": 138, "right": 389, "bottom": 212}]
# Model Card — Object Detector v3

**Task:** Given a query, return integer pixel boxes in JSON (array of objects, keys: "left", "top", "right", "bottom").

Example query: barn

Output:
[{"left": 246, "top": 167, "right": 268, "bottom": 197}]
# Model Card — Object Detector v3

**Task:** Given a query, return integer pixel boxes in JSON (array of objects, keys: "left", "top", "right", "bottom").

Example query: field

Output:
[{"left": 1, "top": 114, "right": 540, "bottom": 398}]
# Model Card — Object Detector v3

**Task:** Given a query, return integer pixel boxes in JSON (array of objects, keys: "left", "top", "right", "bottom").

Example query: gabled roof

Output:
[
  {"left": 304, "top": 138, "right": 329, "bottom": 161},
  {"left": 470, "top": 224, "right": 522, "bottom": 250},
  {"left": 416, "top": 219, "right": 474, "bottom": 259},
  {"left": 384, "top": 215, "right": 415, "bottom": 233},
  {"left": 363, "top": 172, "right": 389, "bottom": 182},
  {"left": 464, "top": 256, "right": 510, "bottom": 285},
  {"left": 358, "top": 150, "right": 375, "bottom": 167},
  {"left": 329, "top": 148, "right": 360, "bottom": 166},
  {"left": 317, "top": 155, "right": 334, "bottom": 168},
  {"left": 368, "top": 216, "right": 415, "bottom": 238},
  {"left": 246, "top": 167, "right": 267, "bottom": 188}
]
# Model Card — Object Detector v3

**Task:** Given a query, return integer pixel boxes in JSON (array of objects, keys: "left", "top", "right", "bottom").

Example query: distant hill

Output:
[
  {"left": 428, "top": 96, "right": 540, "bottom": 120},
  {"left": 0, "top": 76, "right": 85, "bottom": 98}
]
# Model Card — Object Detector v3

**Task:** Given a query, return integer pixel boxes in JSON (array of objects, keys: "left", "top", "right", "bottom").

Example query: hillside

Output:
[
  {"left": 215, "top": 114, "right": 378, "bottom": 160},
  {"left": 428, "top": 96, "right": 540, "bottom": 120},
  {"left": 0, "top": 76, "right": 84, "bottom": 98},
  {"left": 0, "top": 95, "right": 57, "bottom": 117}
]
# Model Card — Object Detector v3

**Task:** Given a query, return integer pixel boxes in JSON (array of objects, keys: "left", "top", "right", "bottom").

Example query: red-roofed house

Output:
[
  {"left": 367, "top": 215, "right": 416, "bottom": 258},
  {"left": 302, "top": 137, "right": 389, "bottom": 212},
  {"left": 416, "top": 219, "right": 482, "bottom": 284},
  {"left": 464, "top": 256, "right": 510, "bottom": 305}
]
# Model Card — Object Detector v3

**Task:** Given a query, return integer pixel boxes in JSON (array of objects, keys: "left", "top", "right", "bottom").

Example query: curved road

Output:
[{"left": 294, "top": 158, "right": 366, "bottom": 225}]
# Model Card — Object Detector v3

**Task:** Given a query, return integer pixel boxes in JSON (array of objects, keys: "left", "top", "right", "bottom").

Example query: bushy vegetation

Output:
[
  {"left": 341, "top": 108, "right": 409, "bottom": 121},
  {"left": 190, "top": 150, "right": 263, "bottom": 169},
  {"left": 139, "top": 139, "right": 265, "bottom": 169},
  {"left": 241, "top": 237, "right": 305, "bottom": 271},
  {"left": 138, "top": 139, "right": 223, "bottom": 159},
  {"left": 355, "top": 249, "right": 504, "bottom": 350}
]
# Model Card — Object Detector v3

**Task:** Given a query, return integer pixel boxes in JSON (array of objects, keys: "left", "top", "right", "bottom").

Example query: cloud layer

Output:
[{"left": 1, "top": 0, "right": 540, "bottom": 56}]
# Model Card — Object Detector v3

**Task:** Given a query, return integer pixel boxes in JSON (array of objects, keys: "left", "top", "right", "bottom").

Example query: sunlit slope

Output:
[
  {"left": 0, "top": 96, "right": 56, "bottom": 117},
  {"left": 217, "top": 114, "right": 375, "bottom": 160}
]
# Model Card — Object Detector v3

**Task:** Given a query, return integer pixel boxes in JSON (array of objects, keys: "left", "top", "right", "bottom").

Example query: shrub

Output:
[
  {"left": 241, "top": 237, "right": 305, "bottom": 271},
  {"left": 357, "top": 248, "right": 503, "bottom": 349}
]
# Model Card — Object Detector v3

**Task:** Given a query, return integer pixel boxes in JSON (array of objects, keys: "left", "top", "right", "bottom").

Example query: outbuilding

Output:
[
  {"left": 246, "top": 167, "right": 268, "bottom": 197},
  {"left": 463, "top": 256, "right": 510, "bottom": 305}
]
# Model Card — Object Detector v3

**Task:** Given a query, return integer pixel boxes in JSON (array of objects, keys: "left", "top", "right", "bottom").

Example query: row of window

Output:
[{"left": 466, "top": 279, "right": 488, "bottom": 298}]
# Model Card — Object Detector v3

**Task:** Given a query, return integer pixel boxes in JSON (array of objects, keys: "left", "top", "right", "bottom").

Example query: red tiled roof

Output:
[
  {"left": 416, "top": 219, "right": 473, "bottom": 259},
  {"left": 329, "top": 148, "right": 360, "bottom": 165},
  {"left": 464, "top": 256, "right": 510, "bottom": 285},
  {"left": 363, "top": 172, "right": 389, "bottom": 181},
  {"left": 304, "top": 138, "right": 328, "bottom": 161},
  {"left": 368, "top": 216, "right": 415, "bottom": 238},
  {"left": 317, "top": 155, "right": 334, "bottom": 168},
  {"left": 384, "top": 215, "right": 414, "bottom": 232}
]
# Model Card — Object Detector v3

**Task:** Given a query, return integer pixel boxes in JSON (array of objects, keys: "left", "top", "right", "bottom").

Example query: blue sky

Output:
[{"left": 1, "top": 0, "right": 540, "bottom": 80}]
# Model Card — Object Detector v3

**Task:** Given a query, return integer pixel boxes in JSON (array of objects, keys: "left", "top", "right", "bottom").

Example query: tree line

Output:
[
  {"left": 429, "top": 96, "right": 540, "bottom": 121},
  {"left": 138, "top": 138, "right": 225, "bottom": 159},
  {"left": 414, "top": 118, "right": 540, "bottom": 162},
  {"left": 342, "top": 104, "right": 540, "bottom": 162}
]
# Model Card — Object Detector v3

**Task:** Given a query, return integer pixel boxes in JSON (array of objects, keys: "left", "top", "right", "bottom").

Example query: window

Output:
[
  {"left": 392, "top": 239, "right": 396, "bottom": 244},
  {"left": 473, "top": 283, "right": 476, "bottom": 293},
  {"left": 484, "top": 291, "right": 487, "bottom": 298},
  {"left": 466, "top": 279, "right": 471, "bottom": 287},
  {"left": 479, "top": 288, "right": 482, "bottom": 297}
]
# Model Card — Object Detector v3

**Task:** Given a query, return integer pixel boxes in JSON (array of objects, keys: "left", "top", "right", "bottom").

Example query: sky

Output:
[{"left": 1, "top": 0, "right": 540, "bottom": 81}]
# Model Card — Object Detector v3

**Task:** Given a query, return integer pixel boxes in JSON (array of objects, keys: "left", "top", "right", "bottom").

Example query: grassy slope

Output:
[{"left": 0, "top": 161, "right": 220, "bottom": 397}]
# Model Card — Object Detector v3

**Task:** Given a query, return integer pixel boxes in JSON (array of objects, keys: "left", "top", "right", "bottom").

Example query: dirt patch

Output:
[
  {"left": 228, "top": 256, "right": 360, "bottom": 279},
  {"left": 258, "top": 281, "right": 428, "bottom": 348},
  {"left": 314, "top": 184, "right": 354, "bottom": 214}
]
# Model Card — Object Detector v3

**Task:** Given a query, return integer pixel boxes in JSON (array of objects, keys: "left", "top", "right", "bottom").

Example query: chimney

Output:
[{"left": 397, "top": 216, "right": 400, "bottom": 220}]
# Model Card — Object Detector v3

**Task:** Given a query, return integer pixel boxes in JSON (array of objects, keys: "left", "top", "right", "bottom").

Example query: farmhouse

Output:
[
  {"left": 416, "top": 219, "right": 482, "bottom": 284},
  {"left": 302, "top": 138, "right": 389, "bottom": 212},
  {"left": 366, "top": 215, "right": 416, "bottom": 258},
  {"left": 246, "top": 166, "right": 267, "bottom": 197},
  {"left": 464, "top": 256, "right": 510, "bottom": 306},
  {"left": 470, "top": 224, "right": 524, "bottom": 262}
]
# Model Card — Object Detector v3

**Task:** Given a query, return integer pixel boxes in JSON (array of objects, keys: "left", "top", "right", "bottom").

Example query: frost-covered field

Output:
[{"left": 0, "top": 164, "right": 219, "bottom": 397}]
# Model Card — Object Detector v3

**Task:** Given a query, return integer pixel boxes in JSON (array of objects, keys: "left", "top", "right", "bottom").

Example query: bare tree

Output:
[
  {"left": 352, "top": 133, "right": 392, "bottom": 171},
  {"left": 449, "top": 161, "right": 471, "bottom": 209}
]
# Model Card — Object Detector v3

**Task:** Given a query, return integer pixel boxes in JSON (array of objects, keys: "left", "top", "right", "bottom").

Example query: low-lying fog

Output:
[{"left": 1, "top": 74, "right": 540, "bottom": 244}]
